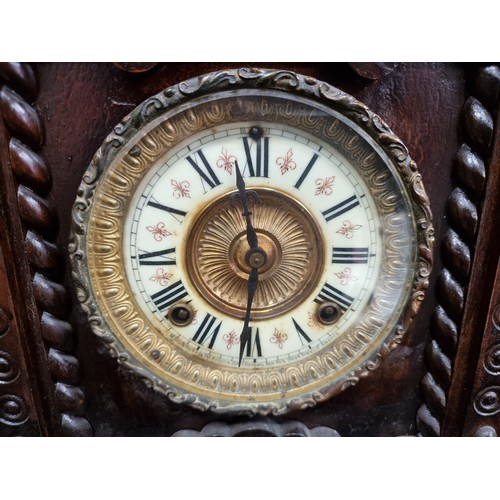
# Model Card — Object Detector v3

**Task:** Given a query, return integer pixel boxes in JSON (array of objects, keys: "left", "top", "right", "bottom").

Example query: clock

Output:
[{"left": 70, "top": 68, "right": 434, "bottom": 415}]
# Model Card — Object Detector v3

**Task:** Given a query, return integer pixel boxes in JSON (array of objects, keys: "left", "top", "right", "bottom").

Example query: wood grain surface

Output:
[{"left": 2, "top": 62, "right": 498, "bottom": 436}]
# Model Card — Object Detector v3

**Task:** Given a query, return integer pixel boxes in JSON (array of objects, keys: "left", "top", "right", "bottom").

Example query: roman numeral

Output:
[
  {"left": 331, "top": 247, "right": 369, "bottom": 264},
  {"left": 186, "top": 149, "right": 221, "bottom": 190},
  {"left": 242, "top": 136, "right": 269, "bottom": 177},
  {"left": 147, "top": 199, "right": 187, "bottom": 223},
  {"left": 244, "top": 327, "right": 263, "bottom": 359},
  {"left": 294, "top": 153, "right": 319, "bottom": 189},
  {"left": 192, "top": 313, "right": 222, "bottom": 349},
  {"left": 322, "top": 194, "right": 359, "bottom": 222},
  {"left": 292, "top": 318, "right": 312, "bottom": 345},
  {"left": 138, "top": 248, "right": 176, "bottom": 266},
  {"left": 314, "top": 283, "right": 354, "bottom": 312},
  {"left": 151, "top": 280, "right": 189, "bottom": 312}
]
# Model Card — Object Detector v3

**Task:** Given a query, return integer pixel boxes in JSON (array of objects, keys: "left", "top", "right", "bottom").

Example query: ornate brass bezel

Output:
[{"left": 69, "top": 68, "right": 434, "bottom": 415}]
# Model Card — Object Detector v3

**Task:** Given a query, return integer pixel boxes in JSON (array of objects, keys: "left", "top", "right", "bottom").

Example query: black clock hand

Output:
[
  {"left": 234, "top": 161, "right": 259, "bottom": 251},
  {"left": 239, "top": 266, "right": 258, "bottom": 366},
  {"left": 231, "top": 161, "right": 266, "bottom": 366}
]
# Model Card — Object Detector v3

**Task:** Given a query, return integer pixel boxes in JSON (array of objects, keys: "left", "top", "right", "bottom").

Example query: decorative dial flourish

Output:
[
  {"left": 315, "top": 176, "right": 335, "bottom": 196},
  {"left": 146, "top": 222, "right": 171, "bottom": 241},
  {"left": 276, "top": 149, "right": 297, "bottom": 175},
  {"left": 217, "top": 147, "right": 237, "bottom": 174},
  {"left": 270, "top": 328, "right": 288, "bottom": 349},
  {"left": 335, "top": 267, "right": 358, "bottom": 286},
  {"left": 223, "top": 329, "right": 240, "bottom": 350},
  {"left": 171, "top": 179, "right": 191, "bottom": 198},
  {"left": 336, "top": 220, "right": 363, "bottom": 239},
  {"left": 150, "top": 268, "right": 173, "bottom": 286}
]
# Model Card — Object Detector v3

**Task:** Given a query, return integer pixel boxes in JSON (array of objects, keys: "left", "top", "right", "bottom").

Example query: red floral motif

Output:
[
  {"left": 336, "top": 220, "right": 363, "bottom": 239},
  {"left": 149, "top": 268, "right": 173, "bottom": 287},
  {"left": 315, "top": 176, "right": 335, "bottom": 196},
  {"left": 276, "top": 149, "right": 297, "bottom": 175},
  {"left": 223, "top": 329, "right": 240, "bottom": 350},
  {"left": 171, "top": 179, "right": 191, "bottom": 199},
  {"left": 270, "top": 328, "right": 288, "bottom": 349},
  {"left": 191, "top": 310, "right": 199, "bottom": 325},
  {"left": 307, "top": 312, "right": 325, "bottom": 330},
  {"left": 216, "top": 147, "right": 236, "bottom": 174},
  {"left": 335, "top": 267, "right": 358, "bottom": 286},
  {"left": 146, "top": 222, "right": 171, "bottom": 242}
]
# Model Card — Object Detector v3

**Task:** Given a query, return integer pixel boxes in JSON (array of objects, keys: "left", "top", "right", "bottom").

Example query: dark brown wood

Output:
[
  {"left": 113, "top": 63, "right": 159, "bottom": 73},
  {"left": 417, "top": 64, "right": 500, "bottom": 437},
  {"left": 0, "top": 101, "right": 53, "bottom": 436},
  {"left": 463, "top": 259, "right": 500, "bottom": 436},
  {"left": 2, "top": 62, "right": 498, "bottom": 436},
  {"left": 348, "top": 62, "right": 399, "bottom": 81},
  {"left": 0, "top": 62, "right": 92, "bottom": 437},
  {"left": 42, "top": 62, "right": 462, "bottom": 436},
  {"left": 442, "top": 98, "right": 500, "bottom": 436}
]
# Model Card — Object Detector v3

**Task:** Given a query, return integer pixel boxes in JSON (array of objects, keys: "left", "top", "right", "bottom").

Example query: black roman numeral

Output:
[
  {"left": 192, "top": 313, "right": 222, "bottom": 349},
  {"left": 245, "top": 327, "right": 263, "bottom": 359},
  {"left": 147, "top": 199, "right": 187, "bottom": 223},
  {"left": 151, "top": 280, "right": 189, "bottom": 312},
  {"left": 292, "top": 318, "right": 312, "bottom": 345},
  {"left": 242, "top": 136, "right": 269, "bottom": 177},
  {"left": 138, "top": 248, "right": 176, "bottom": 266},
  {"left": 314, "top": 283, "right": 354, "bottom": 312},
  {"left": 294, "top": 153, "right": 319, "bottom": 189},
  {"left": 186, "top": 149, "right": 221, "bottom": 191},
  {"left": 331, "top": 247, "right": 369, "bottom": 264},
  {"left": 322, "top": 194, "right": 359, "bottom": 222}
]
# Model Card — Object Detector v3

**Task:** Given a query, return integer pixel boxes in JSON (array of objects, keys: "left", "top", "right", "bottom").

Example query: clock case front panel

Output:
[
  {"left": 1, "top": 62, "right": 499, "bottom": 436},
  {"left": 71, "top": 80, "right": 431, "bottom": 416}
]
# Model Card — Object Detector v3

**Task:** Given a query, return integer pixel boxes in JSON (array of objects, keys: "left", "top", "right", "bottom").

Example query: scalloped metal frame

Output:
[{"left": 69, "top": 68, "right": 434, "bottom": 416}]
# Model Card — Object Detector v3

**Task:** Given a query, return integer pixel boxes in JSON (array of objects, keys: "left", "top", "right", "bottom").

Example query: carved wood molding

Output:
[
  {"left": 171, "top": 418, "right": 341, "bottom": 436},
  {"left": 0, "top": 255, "right": 31, "bottom": 432},
  {"left": 462, "top": 101, "right": 500, "bottom": 436},
  {"left": 0, "top": 63, "right": 92, "bottom": 436},
  {"left": 466, "top": 268, "right": 500, "bottom": 436},
  {"left": 0, "top": 66, "right": 46, "bottom": 435},
  {"left": 416, "top": 65, "right": 500, "bottom": 436}
]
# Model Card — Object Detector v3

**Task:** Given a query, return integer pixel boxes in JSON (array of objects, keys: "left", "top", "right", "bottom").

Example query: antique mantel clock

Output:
[{"left": 70, "top": 68, "right": 433, "bottom": 416}]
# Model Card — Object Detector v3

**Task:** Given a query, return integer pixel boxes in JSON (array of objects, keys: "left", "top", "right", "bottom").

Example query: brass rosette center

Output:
[
  {"left": 229, "top": 230, "right": 279, "bottom": 277},
  {"left": 185, "top": 188, "right": 324, "bottom": 320}
]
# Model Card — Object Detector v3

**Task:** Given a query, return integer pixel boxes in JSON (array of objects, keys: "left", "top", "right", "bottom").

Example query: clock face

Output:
[
  {"left": 124, "top": 122, "right": 380, "bottom": 367},
  {"left": 71, "top": 69, "right": 433, "bottom": 415}
]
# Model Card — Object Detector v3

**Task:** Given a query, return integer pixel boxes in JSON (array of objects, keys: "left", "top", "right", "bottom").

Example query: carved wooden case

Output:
[{"left": 0, "top": 62, "right": 498, "bottom": 436}]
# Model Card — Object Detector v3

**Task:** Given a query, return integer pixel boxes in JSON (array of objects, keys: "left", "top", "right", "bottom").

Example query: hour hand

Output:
[
  {"left": 230, "top": 161, "right": 266, "bottom": 366},
  {"left": 230, "top": 161, "right": 258, "bottom": 223}
]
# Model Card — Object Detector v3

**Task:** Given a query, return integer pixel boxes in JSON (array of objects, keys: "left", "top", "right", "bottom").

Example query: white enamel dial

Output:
[{"left": 123, "top": 122, "right": 381, "bottom": 368}]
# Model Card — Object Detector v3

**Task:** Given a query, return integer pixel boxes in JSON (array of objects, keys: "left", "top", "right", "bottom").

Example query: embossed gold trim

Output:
[{"left": 70, "top": 68, "right": 434, "bottom": 415}]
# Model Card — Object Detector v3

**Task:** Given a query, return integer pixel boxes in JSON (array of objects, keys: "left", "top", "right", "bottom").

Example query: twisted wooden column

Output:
[
  {"left": 417, "top": 65, "right": 500, "bottom": 436},
  {"left": 0, "top": 63, "right": 92, "bottom": 436}
]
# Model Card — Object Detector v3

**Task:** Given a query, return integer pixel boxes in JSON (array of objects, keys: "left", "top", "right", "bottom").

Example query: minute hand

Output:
[
  {"left": 231, "top": 161, "right": 264, "bottom": 366},
  {"left": 238, "top": 266, "right": 258, "bottom": 366}
]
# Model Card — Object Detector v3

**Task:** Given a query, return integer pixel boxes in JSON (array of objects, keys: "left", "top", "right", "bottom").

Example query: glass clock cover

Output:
[{"left": 70, "top": 68, "right": 433, "bottom": 415}]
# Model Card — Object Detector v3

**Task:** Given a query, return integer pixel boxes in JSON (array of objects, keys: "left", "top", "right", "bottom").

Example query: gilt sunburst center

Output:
[{"left": 186, "top": 189, "right": 324, "bottom": 320}]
